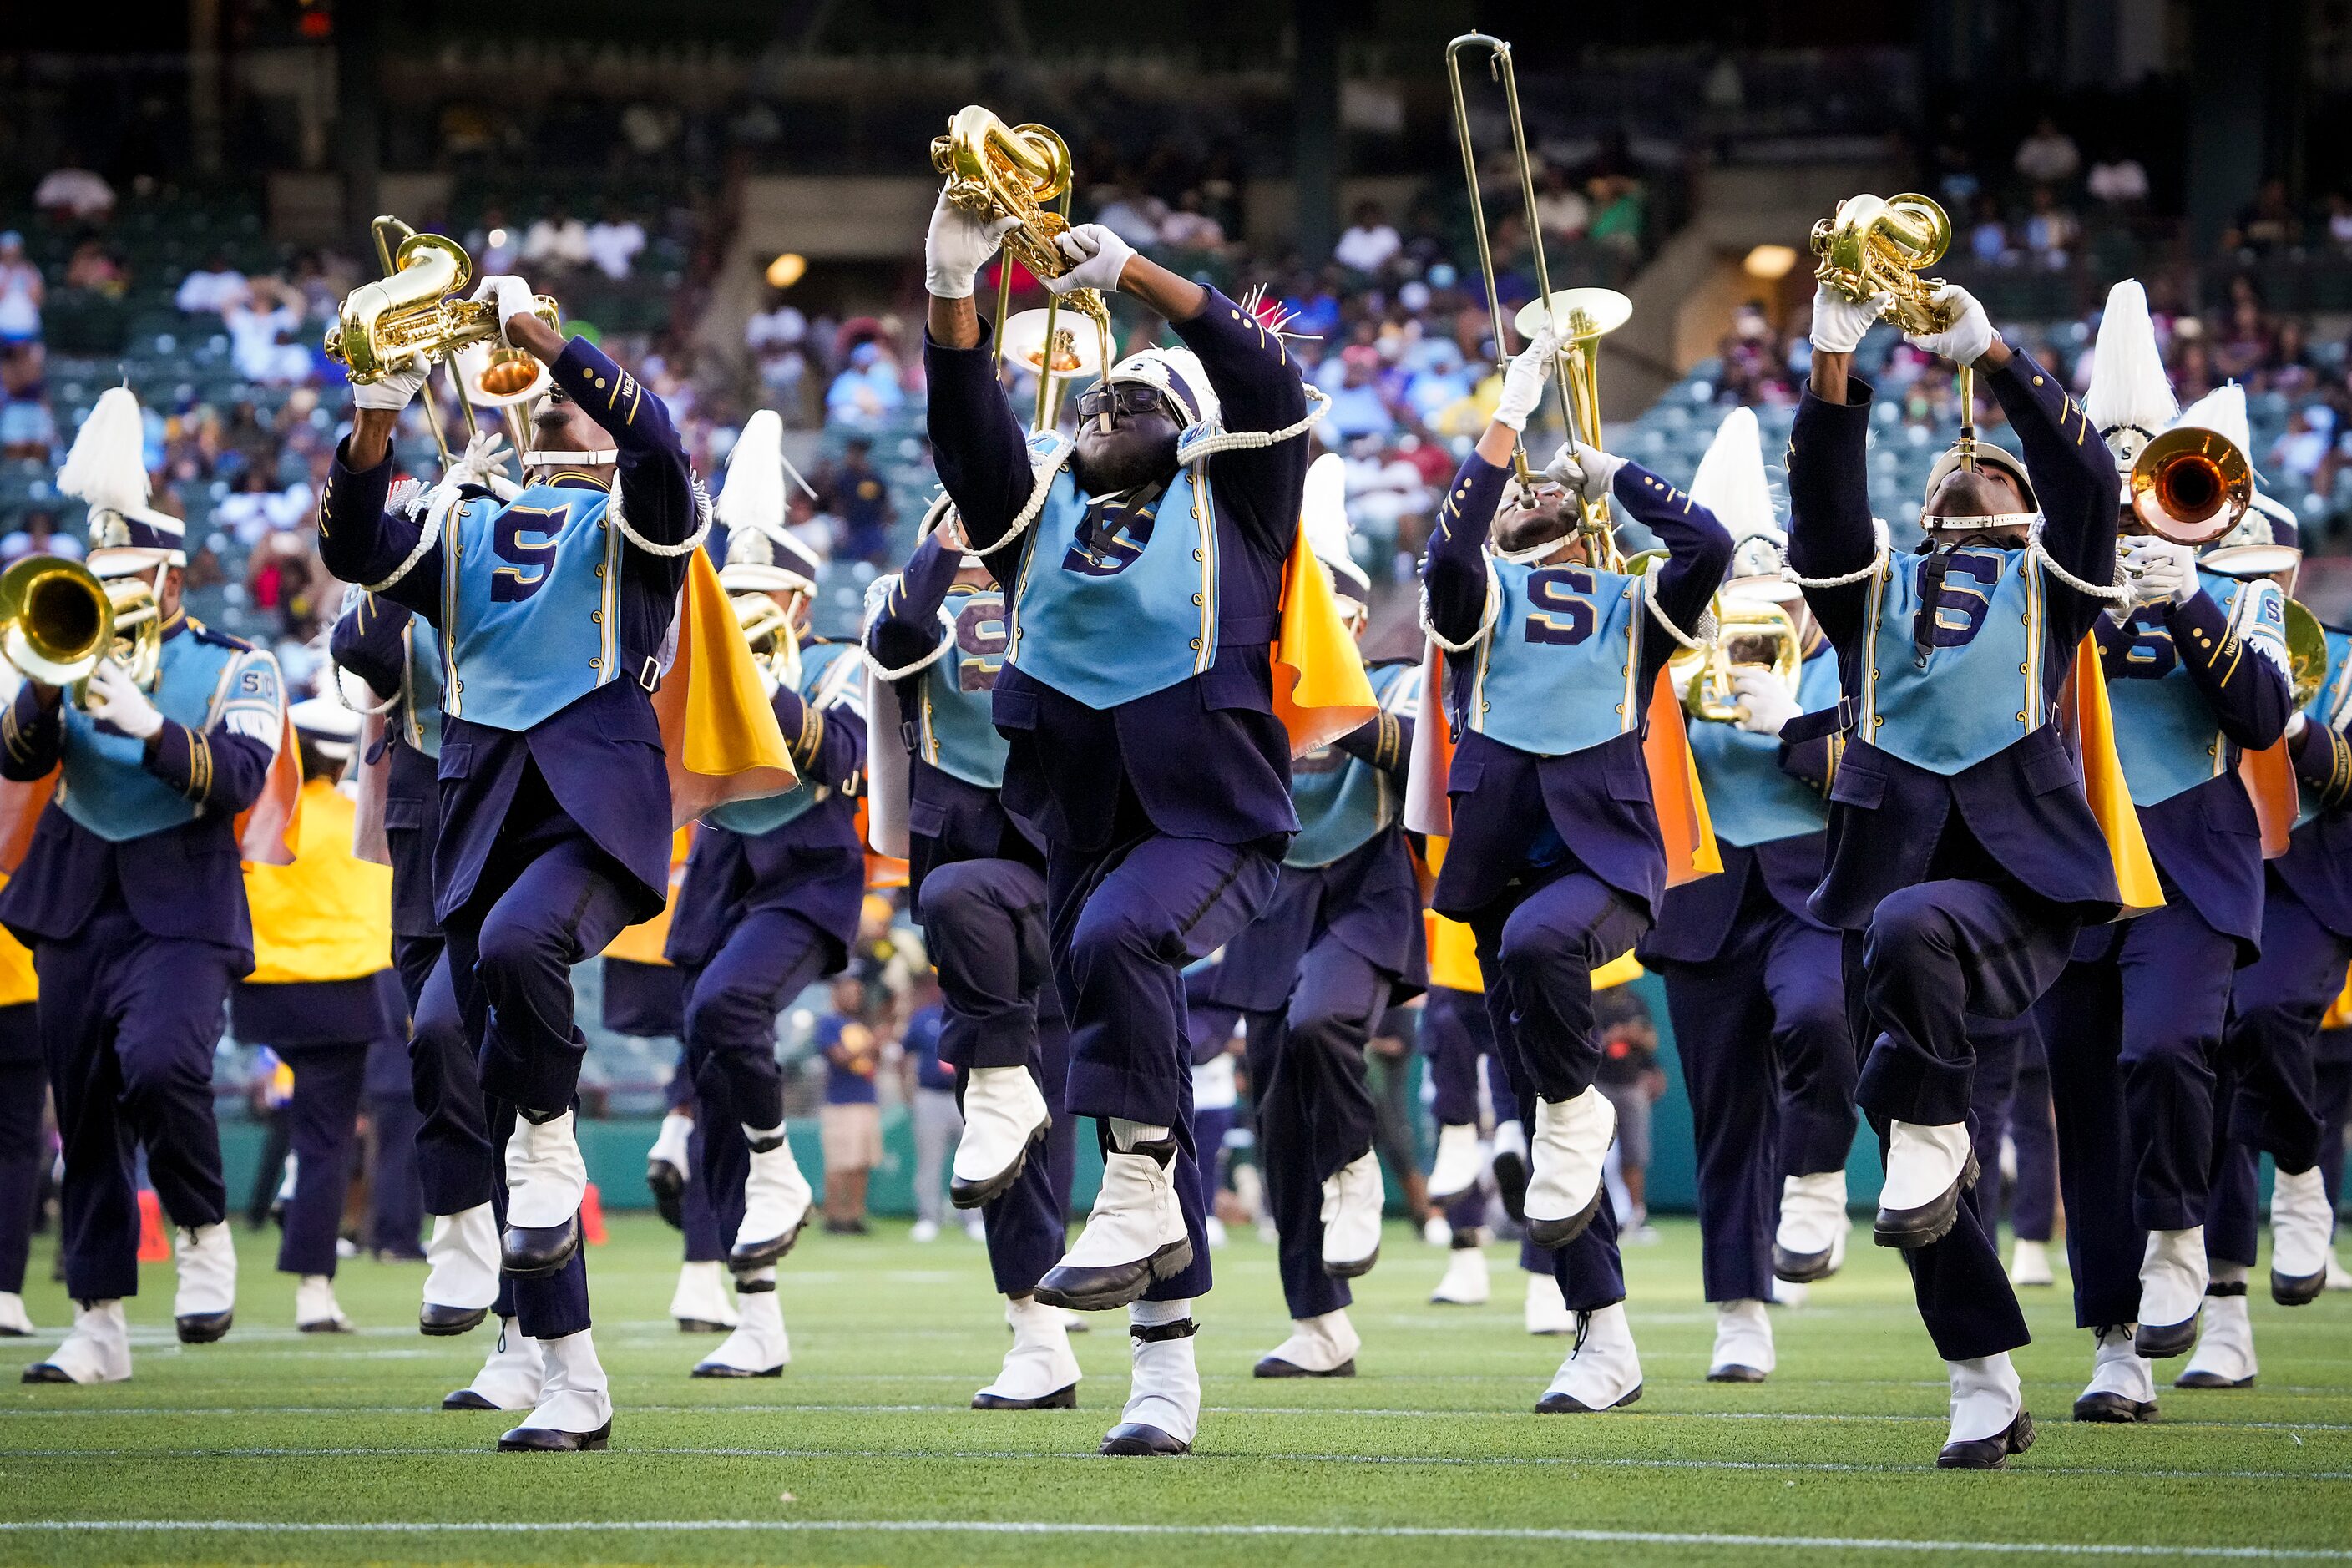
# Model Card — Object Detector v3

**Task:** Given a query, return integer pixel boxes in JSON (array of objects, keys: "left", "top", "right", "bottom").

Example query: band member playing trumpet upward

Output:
[
  {"left": 1634, "top": 406, "right": 1854, "bottom": 1385},
  {"left": 1787, "top": 276, "right": 2127, "bottom": 1467},
  {"left": 2034, "top": 286, "right": 2291, "bottom": 1422},
  {"left": 8, "top": 387, "right": 290, "bottom": 1383},
  {"left": 1421, "top": 326, "right": 1732, "bottom": 1414}
]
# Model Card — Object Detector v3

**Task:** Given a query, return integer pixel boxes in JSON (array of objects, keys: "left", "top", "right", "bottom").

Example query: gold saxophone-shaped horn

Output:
[
  {"left": 324, "top": 219, "right": 559, "bottom": 387},
  {"left": 1810, "top": 193, "right": 1955, "bottom": 336}
]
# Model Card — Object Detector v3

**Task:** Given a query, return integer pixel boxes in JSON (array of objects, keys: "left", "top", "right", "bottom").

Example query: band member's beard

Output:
[{"left": 1071, "top": 419, "right": 1181, "bottom": 498}]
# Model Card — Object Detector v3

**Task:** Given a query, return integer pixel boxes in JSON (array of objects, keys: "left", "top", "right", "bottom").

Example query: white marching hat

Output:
[
  {"left": 716, "top": 410, "right": 822, "bottom": 595},
  {"left": 1688, "top": 407, "right": 1798, "bottom": 603},
  {"left": 2176, "top": 383, "right": 2302, "bottom": 579},
  {"left": 1302, "top": 452, "right": 1368, "bottom": 596},
  {"left": 2083, "top": 279, "right": 2177, "bottom": 473},
  {"left": 289, "top": 695, "right": 361, "bottom": 762},
  {"left": 58, "top": 386, "right": 186, "bottom": 573}
]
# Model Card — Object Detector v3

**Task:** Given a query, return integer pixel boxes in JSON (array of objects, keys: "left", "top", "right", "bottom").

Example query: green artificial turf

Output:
[{"left": 0, "top": 1214, "right": 2346, "bottom": 1565}]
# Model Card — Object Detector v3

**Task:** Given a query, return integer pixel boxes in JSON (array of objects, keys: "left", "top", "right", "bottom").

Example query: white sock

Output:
[{"left": 1109, "top": 1120, "right": 1172, "bottom": 1152}]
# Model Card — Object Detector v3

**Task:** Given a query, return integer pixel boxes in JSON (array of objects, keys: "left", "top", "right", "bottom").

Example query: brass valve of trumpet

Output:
[
  {"left": 1668, "top": 595, "right": 1803, "bottom": 724},
  {"left": 933, "top": 109, "right": 1111, "bottom": 358},
  {"left": 731, "top": 589, "right": 801, "bottom": 690}
]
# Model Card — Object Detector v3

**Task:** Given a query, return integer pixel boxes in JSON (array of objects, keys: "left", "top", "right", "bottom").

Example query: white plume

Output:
[
  {"left": 717, "top": 409, "right": 787, "bottom": 534},
  {"left": 1687, "top": 407, "right": 1780, "bottom": 542},
  {"left": 2082, "top": 281, "right": 2175, "bottom": 464},
  {"left": 2175, "top": 382, "right": 2253, "bottom": 460},
  {"left": 1301, "top": 452, "right": 1367, "bottom": 591},
  {"left": 57, "top": 387, "right": 152, "bottom": 516}
]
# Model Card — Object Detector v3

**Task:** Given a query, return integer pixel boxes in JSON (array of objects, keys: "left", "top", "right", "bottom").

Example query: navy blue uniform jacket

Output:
[
  {"left": 329, "top": 591, "right": 443, "bottom": 940},
  {"left": 2280, "top": 695, "right": 2352, "bottom": 937}
]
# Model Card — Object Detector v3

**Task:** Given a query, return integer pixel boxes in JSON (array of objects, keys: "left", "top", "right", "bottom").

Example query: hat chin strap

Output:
[
  {"left": 1919, "top": 509, "right": 2041, "bottom": 533},
  {"left": 524, "top": 448, "right": 618, "bottom": 468}
]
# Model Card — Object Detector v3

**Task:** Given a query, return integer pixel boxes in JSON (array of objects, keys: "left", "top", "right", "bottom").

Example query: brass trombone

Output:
[{"left": 2128, "top": 425, "right": 2251, "bottom": 545}]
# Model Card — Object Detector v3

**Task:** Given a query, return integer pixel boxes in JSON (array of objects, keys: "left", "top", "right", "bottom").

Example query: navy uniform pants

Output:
[
  {"left": 0, "top": 1003, "right": 45, "bottom": 1295},
  {"left": 1464, "top": 866, "right": 1648, "bottom": 1313},
  {"left": 2037, "top": 898, "right": 2238, "bottom": 1328},
  {"left": 274, "top": 1039, "right": 368, "bottom": 1278},
  {"left": 1049, "top": 831, "right": 1280, "bottom": 1303},
  {"left": 1656, "top": 903, "right": 1854, "bottom": 1305},
  {"left": 1990, "top": 1027, "right": 2057, "bottom": 1244},
  {"left": 2218, "top": 877, "right": 2345, "bottom": 1178},
  {"left": 1242, "top": 936, "right": 1389, "bottom": 1320},
  {"left": 918, "top": 856, "right": 1076, "bottom": 1296},
  {"left": 660, "top": 1065, "right": 728, "bottom": 1267},
  {"left": 680, "top": 908, "right": 837, "bottom": 1250},
  {"left": 1424, "top": 987, "right": 1502, "bottom": 1235},
  {"left": 36, "top": 904, "right": 234, "bottom": 1302},
  {"left": 397, "top": 934, "right": 493, "bottom": 1221}
]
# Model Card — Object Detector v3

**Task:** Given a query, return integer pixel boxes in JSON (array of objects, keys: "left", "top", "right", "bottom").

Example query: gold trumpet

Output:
[
  {"left": 0, "top": 554, "right": 163, "bottom": 706},
  {"left": 1810, "top": 193, "right": 1955, "bottom": 336},
  {"left": 731, "top": 590, "right": 802, "bottom": 691},
  {"left": 933, "top": 107, "right": 1112, "bottom": 431},
  {"left": 2284, "top": 598, "right": 2330, "bottom": 708},
  {"left": 2128, "top": 426, "right": 2252, "bottom": 545},
  {"left": 1668, "top": 594, "right": 1803, "bottom": 724}
]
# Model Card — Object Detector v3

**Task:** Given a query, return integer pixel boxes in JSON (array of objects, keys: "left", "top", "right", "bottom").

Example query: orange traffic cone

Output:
[
  {"left": 136, "top": 1189, "right": 170, "bottom": 1263},
  {"left": 581, "top": 1182, "right": 609, "bottom": 1246}
]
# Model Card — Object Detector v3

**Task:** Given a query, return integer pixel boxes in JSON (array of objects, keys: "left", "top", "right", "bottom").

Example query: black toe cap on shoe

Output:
[
  {"left": 175, "top": 1310, "right": 233, "bottom": 1344},
  {"left": 950, "top": 1123, "right": 1048, "bottom": 1211},
  {"left": 441, "top": 1388, "right": 500, "bottom": 1410},
  {"left": 2072, "top": 1391, "right": 2158, "bottom": 1423},
  {"left": 2272, "top": 1267, "right": 2327, "bottom": 1308},
  {"left": 1535, "top": 1383, "right": 1643, "bottom": 1413},
  {"left": 675, "top": 1318, "right": 732, "bottom": 1333},
  {"left": 2134, "top": 1313, "right": 2200, "bottom": 1360},
  {"left": 726, "top": 1218, "right": 808, "bottom": 1274},
  {"left": 497, "top": 1419, "right": 611, "bottom": 1453},
  {"left": 20, "top": 1363, "right": 72, "bottom": 1383},
  {"left": 690, "top": 1362, "right": 784, "bottom": 1378},
  {"left": 1707, "top": 1365, "right": 1768, "bottom": 1383},
  {"left": 1100, "top": 1422, "right": 1189, "bottom": 1455},
  {"left": 1875, "top": 1154, "right": 1979, "bottom": 1251},
  {"left": 972, "top": 1384, "right": 1079, "bottom": 1410},
  {"left": 420, "top": 1303, "right": 489, "bottom": 1337},
  {"left": 500, "top": 1217, "right": 580, "bottom": 1279},
  {"left": 1322, "top": 1247, "right": 1379, "bottom": 1281},
  {"left": 1034, "top": 1241, "right": 1192, "bottom": 1313},
  {"left": 2172, "top": 1368, "right": 2254, "bottom": 1389},
  {"left": 1773, "top": 1243, "right": 1838, "bottom": 1283},
  {"left": 1252, "top": 1355, "right": 1356, "bottom": 1379},
  {"left": 1525, "top": 1186, "right": 1606, "bottom": 1249},
  {"left": 1936, "top": 1410, "right": 2035, "bottom": 1469},
  {"left": 297, "top": 1319, "right": 352, "bottom": 1334}
]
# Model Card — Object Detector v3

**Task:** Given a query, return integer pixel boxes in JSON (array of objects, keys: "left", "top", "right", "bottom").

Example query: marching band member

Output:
[
  {"left": 1634, "top": 407, "right": 1854, "bottom": 1385},
  {"left": 9, "top": 387, "right": 292, "bottom": 1382},
  {"left": 2038, "top": 300, "right": 2291, "bottom": 1422},
  {"left": 866, "top": 499, "right": 1080, "bottom": 1411},
  {"left": 1207, "top": 455, "right": 1421, "bottom": 1380},
  {"left": 2181, "top": 464, "right": 2352, "bottom": 1388},
  {"left": 231, "top": 695, "right": 401, "bottom": 1333},
  {"left": 924, "top": 195, "right": 1338, "bottom": 1455},
  {"left": 662, "top": 412, "right": 859, "bottom": 1380},
  {"left": 318, "top": 274, "right": 713, "bottom": 1451},
  {"left": 0, "top": 879, "right": 37, "bottom": 1338},
  {"left": 1420, "top": 326, "right": 1732, "bottom": 1413},
  {"left": 1786, "top": 278, "right": 2131, "bottom": 1466}
]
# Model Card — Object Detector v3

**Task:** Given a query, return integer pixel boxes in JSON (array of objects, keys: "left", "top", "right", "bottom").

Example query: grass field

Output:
[{"left": 0, "top": 1213, "right": 2347, "bottom": 1565}]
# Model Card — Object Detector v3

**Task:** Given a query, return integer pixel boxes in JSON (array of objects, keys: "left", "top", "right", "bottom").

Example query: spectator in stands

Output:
[
  {"left": 63, "top": 240, "right": 125, "bottom": 299},
  {"left": 218, "top": 466, "right": 312, "bottom": 548},
  {"left": 175, "top": 251, "right": 250, "bottom": 316},
  {"left": 2273, "top": 406, "right": 2336, "bottom": 490},
  {"left": 2213, "top": 295, "right": 2278, "bottom": 385},
  {"left": 0, "top": 508, "right": 81, "bottom": 563},
  {"left": 1587, "top": 174, "right": 1647, "bottom": 264},
  {"left": 1091, "top": 187, "right": 1166, "bottom": 250},
  {"left": 2329, "top": 192, "right": 2352, "bottom": 253},
  {"left": 586, "top": 204, "right": 647, "bottom": 281},
  {"left": 900, "top": 984, "right": 965, "bottom": 1244},
  {"left": 224, "top": 278, "right": 307, "bottom": 385},
  {"left": 1716, "top": 300, "right": 1784, "bottom": 407},
  {"left": 523, "top": 202, "right": 591, "bottom": 273},
  {"left": 33, "top": 159, "right": 114, "bottom": 224},
  {"left": 2022, "top": 185, "right": 2079, "bottom": 270},
  {"left": 1969, "top": 195, "right": 2012, "bottom": 266},
  {"left": 0, "top": 346, "right": 53, "bottom": 461},
  {"left": 827, "top": 435, "right": 893, "bottom": 565},
  {"left": 0, "top": 235, "right": 43, "bottom": 346},
  {"left": 824, "top": 339, "right": 903, "bottom": 431},
  {"left": 2232, "top": 179, "right": 2302, "bottom": 255},
  {"left": 1320, "top": 346, "right": 1396, "bottom": 444},
  {"left": 1334, "top": 200, "right": 1403, "bottom": 276},
  {"left": 466, "top": 206, "right": 520, "bottom": 276},
  {"left": 2087, "top": 155, "right": 2150, "bottom": 210},
  {"left": 1593, "top": 985, "right": 1664, "bottom": 1245},
  {"left": 2013, "top": 116, "right": 2081, "bottom": 187},
  {"left": 1535, "top": 168, "right": 1591, "bottom": 245},
  {"left": 817, "top": 978, "right": 881, "bottom": 1236},
  {"left": 1158, "top": 190, "right": 1227, "bottom": 254}
]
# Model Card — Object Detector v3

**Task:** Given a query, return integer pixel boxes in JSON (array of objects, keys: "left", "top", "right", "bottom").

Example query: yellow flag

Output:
[
  {"left": 2059, "top": 631, "right": 2165, "bottom": 917},
  {"left": 1272, "top": 528, "right": 1378, "bottom": 756},
  {"left": 655, "top": 549, "right": 797, "bottom": 827}
]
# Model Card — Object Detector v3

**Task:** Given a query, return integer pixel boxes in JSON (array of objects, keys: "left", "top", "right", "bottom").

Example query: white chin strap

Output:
[
  {"left": 524, "top": 448, "right": 618, "bottom": 468},
  {"left": 1920, "top": 510, "right": 2041, "bottom": 533}
]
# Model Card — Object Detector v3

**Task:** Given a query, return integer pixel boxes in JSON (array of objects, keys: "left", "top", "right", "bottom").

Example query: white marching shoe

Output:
[
  {"left": 1938, "top": 1353, "right": 2033, "bottom": 1468},
  {"left": 2177, "top": 1266, "right": 2258, "bottom": 1388},
  {"left": 1253, "top": 1308, "right": 1360, "bottom": 1378},
  {"left": 1773, "top": 1171, "right": 1849, "bottom": 1282},
  {"left": 1035, "top": 1122, "right": 1191, "bottom": 1312},
  {"left": 173, "top": 1222, "right": 236, "bottom": 1343},
  {"left": 2136, "top": 1226, "right": 2206, "bottom": 1358},
  {"left": 1707, "top": 1299, "right": 1774, "bottom": 1383},
  {"left": 730, "top": 1125, "right": 813, "bottom": 1272},
  {"left": 1319, "top": 1151, "right": 1384, "bottom": 1277},
  {"left": 645, "top": 1109, "right": 693, "bottom": 1227},
  {"left": 499, "top": 1328, "right": 613, "bottom": 1452},
  {"left": 692, "top": 1268, "right": 788, "bottom": 1378},
  {"left": 1768, "top": 1275, "right": 1809, "bottom": 1308},
  {"left": 295, "top": 1275, "right": 352, "bottom": 1333},
  {"left": 670, "top": 1259, "right": 739, "bottom": 1332},
  {"left": 421, "top": 1204, "right": 499, "bottom": 1334},
  {"left": 1524, "top": 1089, "right": 1615, "bottom": 1247},
  {"left": 2072, "top": 1324, "right": 2157, "bottom": 1423},
  {"left": 502, "top": 1110, "right": 587, "bottom": 1278},
  {"left": 974, "top": 1295, "right": 1080, "bottom": 1409},
  {"left": 1427, "top": 1122, "right": 1483, "bottom": 1202},
  {"left": 2009, "top": 1237, "right": 2056, "bottom": 1287},
  {"left": 1422, "top": 1214, "right": 1453, "bottom": 1247},
  {"left": 1535, "top": 1302, "right": 1642, "bottom": 1412},
  {"left": 951, "top": 1065, "right": 1050, "bottom": 1209},
  {"left": 1525, "top": 1269, "right": 1576, "bottom": 1335},
  {"left": 0, "top": 1291, "right": 34, "bottom": 1336},
  {"left": 1875, "top": 1120, "right": 1976, "bottom": 1249},
  {"left": 2269, "top": 1166, "right": 2334, "bottom": 1306},
  {"left": 443, "top": 1317, "right": 544, "bottom": 1410},
  {"left": 1101, "top": 1302, "right": 1198, "bottom": 1455},
  {"left": 1432, "top": 1240, "right": 1490, "bottom": 1305},
  {"left": 22, "top": 1299, "right": 129, "bottom": 1384},
  {"left": 2329, "top": 1251, "right": 2352, "bottom": 1292}
]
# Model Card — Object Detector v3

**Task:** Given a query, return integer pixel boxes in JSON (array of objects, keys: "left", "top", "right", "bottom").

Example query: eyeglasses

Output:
[{"left": 1075, "top": 386, "right": 1167, "bottom": 420}]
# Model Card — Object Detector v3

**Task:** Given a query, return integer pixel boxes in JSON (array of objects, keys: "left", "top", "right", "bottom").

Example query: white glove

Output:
[
  {"left": 1493, "top": 326, "right": 1558, "bottom": 433},
  {"left": 87, "top": 660, "right": 164, "bottom": 741},
  {"left": 923, "top": 191, "right": 1019, "bottom": 300},
  {"left": 466, "top": 275, "right": 540, "bottom": 344},
  {"left": 447, "top": 430, "right": 522, "bottom": 502},
  {"left": 1731, "top": 666, "right": 1801, "bottom": 737},
  {"left": 351, "top": 356, "right": 432, "bottom": 412},
  {"left": 1808, "top": 281, "right": 1883, "bottom": 356},
  {"left": 1047, "top": 223, "right": 1136, "bottom": 296},
  {"left": 1904, "top": 284, "right": 1995, "bottom": 367},
  {"left": 2122, "top": 539, "right": 2197, "bottom": 606},
  {"left": 1542, "top": 439, "right": 1625, "bottom": 504},
  {"left": 2287, "top": 710, "right": 2309, "bottom": 741}
]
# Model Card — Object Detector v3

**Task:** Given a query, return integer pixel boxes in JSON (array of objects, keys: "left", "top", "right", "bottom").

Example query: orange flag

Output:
[
  {"left": 1642, "top": 668, "right": 1722, "bottom": 888},
  {"left": 234, "top": 707, "right": 305, "bottom": 866},
  {"left": 1271, "top": 528, "right": 1377, "bottom": 756},
  {"left": 2056, "top": 630, "right": 2166, "bottom": 917},
  {"left": 655, "top": 548, "right": 797, "bottom": 828},
  {"left": 2238, "top": 738, "right": 2296, "bottom": 861}
]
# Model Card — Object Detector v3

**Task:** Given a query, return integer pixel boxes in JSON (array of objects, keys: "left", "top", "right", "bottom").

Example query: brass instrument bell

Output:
[
  {"left": 0, "top": 554, "right": 113, "bottom": 690},
  {"left": 1810, "top": 193, "right": 1956, "bottom": 336},
  {"left": 2128, "top": 426, "right": 2252, "bottom": 545},
  {"left": 2284, "top": 597, "right": 2330, "bottom": 709},
  {"left": 731, "top": 589, "right": 800, "bottom": 689},
  {"left": 1668, "top": 593, "right": 1803, "bottom": 724},
  {"left": 324, "top": 220, "right": 559, "bottom": 386}
]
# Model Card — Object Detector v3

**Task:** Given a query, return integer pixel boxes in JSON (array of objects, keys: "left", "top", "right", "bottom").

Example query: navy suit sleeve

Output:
[
  {"left": 330, "top": 591, "right": 413, "bottom": 702},
  {"left": 924, "top": 326, "right": 1035, "bottom": 559},
  {"left": 1168, "top": 290, "right": 1312, "bottom": 565},
  {"left": 2162, "top": 589, "right": 2291, "bottom": 751},
  {"left": 0, "top": 685, "right": 62, "bottom": 780},
  {"left": 316, "top": 443, "right": 443, "bottom": 619},
  {"left": 1983, "top": 346, "right": 2117, "bottom": 648},
  {"left": 550, "top": 337, "right": 695, "bottom": 554},
  {"left": 1611, "top": 459, "right": 1732, "bottom": 693},
  {"left": 2291, "top": 718, "right": 2352, "bottom": 807},
  {"left": 772, "top": 684, "right": 868, "bottom": 793},
  {"left": 1333, "top": 709, "right": 1412, "bottom": 784},
  {"left": 1422, "top": 452, "right": 1510, "bottom": 649},
  {"left": 1778, "top": 732, "right": 1841, "bottom": 794},
  {"left": 144, "top": 721, "right": 272, "bottom": 815},
  {"left": 866, "top": 534, "right": 959, "bottom": 675},
  {"left": 1784, "top": 377, "right": 1879, "bottom": 653}
]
